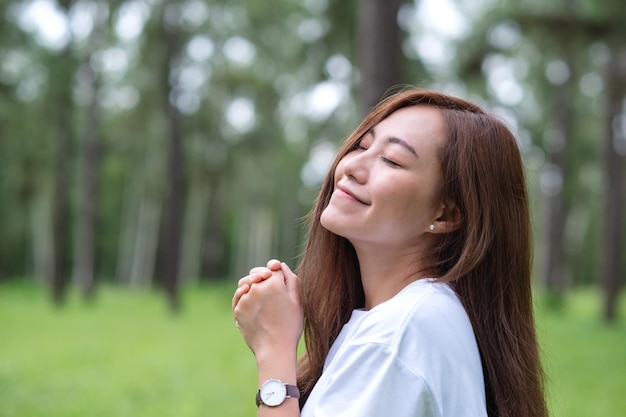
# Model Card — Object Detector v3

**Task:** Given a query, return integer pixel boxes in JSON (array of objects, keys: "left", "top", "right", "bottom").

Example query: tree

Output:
[
  {"left": 159, "top": 3, "right": 186, "bottom": 313},
  {"left": 47, "top": 0, "right": 78, "bottom": 305},
  {"left": 74, "top": 2, "right": 109, "bottom": 301},
  {"left": 601, "top": 45, "right": 626, "bottom": 322},
  {"left": 356, "top": 0, "right": 406, "bottom": 115},
  {"left": 454, "top": 0, "right": 625, "bottom": 317}
]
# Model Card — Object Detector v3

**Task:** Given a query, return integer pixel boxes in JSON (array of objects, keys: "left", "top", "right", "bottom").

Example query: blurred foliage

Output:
[{"left": 0, "top": 0, "right": 623, "bottom": 315}]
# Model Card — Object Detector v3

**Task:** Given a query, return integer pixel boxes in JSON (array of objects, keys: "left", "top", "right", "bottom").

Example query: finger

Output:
[
  {"left": 248, "top": 267, "right": 273, "bottom": 279},
  {"left": 267, "top": 269, "right": 285, "bottom": 285},
  {"left": 282, "top": 263, "right": 302, "bottom": 295},
  {"left": 281, "top": 262, "right": 299, "bottom": 285},
  {"left": 232, "top": 283, "right": 250, "bottom": 310},
  {"left": 287, "top": 275, "right": 302, "bottom": 303},
  {"left": 280, "top": 262, "right": 297, "bottom": 280},
  {"left": 237, "top": 273, "right": 266, "bottom": 288},
  {"left": 266, "top": 259, "right": 282, "bottom": 271},
  {"left": 232, "top": 284, "right": 247, "bottom": 310}
]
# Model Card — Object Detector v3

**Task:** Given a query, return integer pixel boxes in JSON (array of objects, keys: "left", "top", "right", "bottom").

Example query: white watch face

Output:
[{"left": 260, "top": 379, "right": 287, "bottom": 406}]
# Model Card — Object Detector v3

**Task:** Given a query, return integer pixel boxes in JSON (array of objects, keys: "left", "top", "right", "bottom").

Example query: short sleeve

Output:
[
  {"left": 302, "top": 342, "right": 440, "bottom": 417},
  {"left": 300, "top": 281, "right": 487, "bottom": 417}
]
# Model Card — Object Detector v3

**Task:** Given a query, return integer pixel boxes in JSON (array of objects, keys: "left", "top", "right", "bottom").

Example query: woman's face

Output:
[{"left": 320, "top": 105, "right": 446, "bottom": 251}]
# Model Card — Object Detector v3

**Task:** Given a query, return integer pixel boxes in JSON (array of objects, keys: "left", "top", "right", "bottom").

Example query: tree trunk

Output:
[
  {"left": 74, "top": 2, "right": 107, "bottom": 301},
  {"left": 50, "top": 110, "right": 72, "bottom": 305},
  {"left": 543, "top": 52, "right": 576, "bottom": 306},
  {"left": 49, "top": 47, "right": 75, "bottom": 306},
  {"left": 602, "top": 47, "right": 626, "bottom": 323},
  {"left": 356, "top": 0, "right": 405, "bottom": 116},
  {"left": 129, "top": 196, "right": 162, "bottom": 287},
  {"left": 160, "top": 10, "right": 185, "bottom": 313},
  {"left": 115, "top": 175, "right": 140, "bottom": 285},
  {"left": 204, "top": 175, "right": 225, "bottom": 280},
  {"left": 75, "top": 61, "right": 101, "bottom": 301},
  {"left": 31, "top": 188, "right": 54, "bottom": 285},
  {"left": 178, "top": 183, "right": 208, "bottom": 284},
  {"left": 232, "top": 205, "right": 274, "bottom": 279}
]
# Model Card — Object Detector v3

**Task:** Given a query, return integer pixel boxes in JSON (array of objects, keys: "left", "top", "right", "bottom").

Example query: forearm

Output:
[
  {"left": 232, "top": 260, "right": 304, "bottom": 417},
  {"left": 256, "top": 349, "right": 300, "bottom": 417}
]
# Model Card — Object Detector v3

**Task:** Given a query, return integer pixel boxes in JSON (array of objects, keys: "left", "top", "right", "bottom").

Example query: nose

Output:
[{"left": 340, "top": 149, "right": 369, "bottom": 184}]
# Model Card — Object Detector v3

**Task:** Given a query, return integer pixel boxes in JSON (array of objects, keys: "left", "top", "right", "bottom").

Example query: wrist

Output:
[
  {"left": 256, "top": 379, "right": 300, "bottom": 408},
  {"left": 255, "top": 344, "right": 298, "bottom": 366},
  {"left": 255, "top": 347, "right": 298, "bottom": 387}
]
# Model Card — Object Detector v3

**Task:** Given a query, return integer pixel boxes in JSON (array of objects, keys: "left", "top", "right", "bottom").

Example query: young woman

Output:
[{"left": 232, "top": 88, "right": 548, "bottom": 417}]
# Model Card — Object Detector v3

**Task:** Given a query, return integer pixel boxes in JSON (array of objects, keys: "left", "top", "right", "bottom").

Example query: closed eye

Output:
[{"left": 382, "top": 157, "right": 400, "bottom": 167}]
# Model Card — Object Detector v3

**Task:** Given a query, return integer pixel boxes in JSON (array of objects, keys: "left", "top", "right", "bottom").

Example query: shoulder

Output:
[
  {"left": 402, "top": 280, "right": 476, "bottom": 343},
  {"left": 347, "top": 279, "right": 483, "bottom": 383},
  {"left": 311, "top": 280, "right": 487, "bottom": 416},
  {"left": 349, "top": 280, "right": 471, "bottom": 347}
]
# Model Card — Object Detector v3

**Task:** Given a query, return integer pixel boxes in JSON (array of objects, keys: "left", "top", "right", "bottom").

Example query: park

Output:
[{"left": 0, "top": 0, "right": 624, "bottom": 415}]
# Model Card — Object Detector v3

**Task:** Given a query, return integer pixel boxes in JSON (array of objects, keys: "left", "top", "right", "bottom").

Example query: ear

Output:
[{"left": 430, "top": 201, "right": 462, "bottom": 234}]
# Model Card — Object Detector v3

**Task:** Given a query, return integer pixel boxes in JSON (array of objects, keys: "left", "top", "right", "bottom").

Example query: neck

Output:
[{"left": 353, "top": 243, "right": 432, "bottom": 310}]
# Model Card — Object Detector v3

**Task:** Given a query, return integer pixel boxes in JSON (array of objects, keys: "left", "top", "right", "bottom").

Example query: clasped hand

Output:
[{"left": 232, "top": 259, "right": 303, "bottom": 358}]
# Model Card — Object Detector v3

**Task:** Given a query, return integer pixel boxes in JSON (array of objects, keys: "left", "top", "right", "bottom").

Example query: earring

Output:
[{"left": 429, "top": 224, "right": 435, "bottom": 231}]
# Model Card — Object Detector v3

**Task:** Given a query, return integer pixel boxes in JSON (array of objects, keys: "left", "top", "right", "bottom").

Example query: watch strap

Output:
[
  {"left": 286, "top": 384, "right": 301, "bottom": 400},
  {"left": 256, "top": 383, "right": 300, "bottom": 407}
]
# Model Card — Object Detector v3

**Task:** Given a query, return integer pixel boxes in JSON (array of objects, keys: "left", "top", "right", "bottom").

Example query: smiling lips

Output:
[{"left": 335, "top": 183, "right": 368, "bottom": 205}]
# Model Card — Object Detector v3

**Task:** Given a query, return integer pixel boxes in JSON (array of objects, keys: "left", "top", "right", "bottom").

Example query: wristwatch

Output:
[{"left": 256, "top": 379, "right": 300, "bottom": 407}]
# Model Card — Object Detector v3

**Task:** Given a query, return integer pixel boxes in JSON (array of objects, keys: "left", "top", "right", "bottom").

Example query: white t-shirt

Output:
[{"left": 300, "top": 279, "right": 487, "bottom": 417}]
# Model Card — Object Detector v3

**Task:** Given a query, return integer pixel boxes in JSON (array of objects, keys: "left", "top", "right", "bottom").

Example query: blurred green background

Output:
[
  {"left": 0, "top": 0, "right": 624, "bottom": 415},
  {"left": 1, "top": 282, "right": 625, "bottom": 416}
]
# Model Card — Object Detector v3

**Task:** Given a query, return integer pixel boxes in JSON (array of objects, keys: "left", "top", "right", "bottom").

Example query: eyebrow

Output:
[{"left": 369, "top": 128, "right": 418, "bottom": 157}]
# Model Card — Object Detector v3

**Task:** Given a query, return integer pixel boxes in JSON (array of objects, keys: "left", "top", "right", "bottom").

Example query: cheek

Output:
[{"left": 382, "top": 182, "right": 436, "bottom": 220}]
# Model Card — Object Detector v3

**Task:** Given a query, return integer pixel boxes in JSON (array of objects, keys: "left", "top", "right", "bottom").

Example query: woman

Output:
[{"left": 232, "top": 88, "right": 548, "bottom": 417}]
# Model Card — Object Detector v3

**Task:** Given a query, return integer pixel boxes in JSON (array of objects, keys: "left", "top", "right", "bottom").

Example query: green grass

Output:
[
  {"left": 537, "top": 290, "right": 626, "bottom": 417},
  {"left": 0, "top": 282, "right": 625, "bottom": 417},
  {"left": 0, "top": 282, "right": 258, "bottom": 417}
]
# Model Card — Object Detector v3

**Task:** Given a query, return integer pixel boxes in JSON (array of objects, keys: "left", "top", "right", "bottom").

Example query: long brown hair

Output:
[{"left": 296, "top": 88, "right": 547, "bottom": 417}]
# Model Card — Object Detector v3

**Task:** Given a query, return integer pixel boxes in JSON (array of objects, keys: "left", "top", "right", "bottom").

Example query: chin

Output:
[
  {"left": 320, "top": 210, "right": 343, "bottom": 236},
  {"left": 319, "top": 210, "right": 332, "bottom": 231}
]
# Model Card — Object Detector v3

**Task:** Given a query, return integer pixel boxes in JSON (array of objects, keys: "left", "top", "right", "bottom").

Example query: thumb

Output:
[
  {"left": 280, "top": 262, "right": 297, "bottom": 279},
  {"left": 281, "top": 262, "right": 301, "bottom": 291}
]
